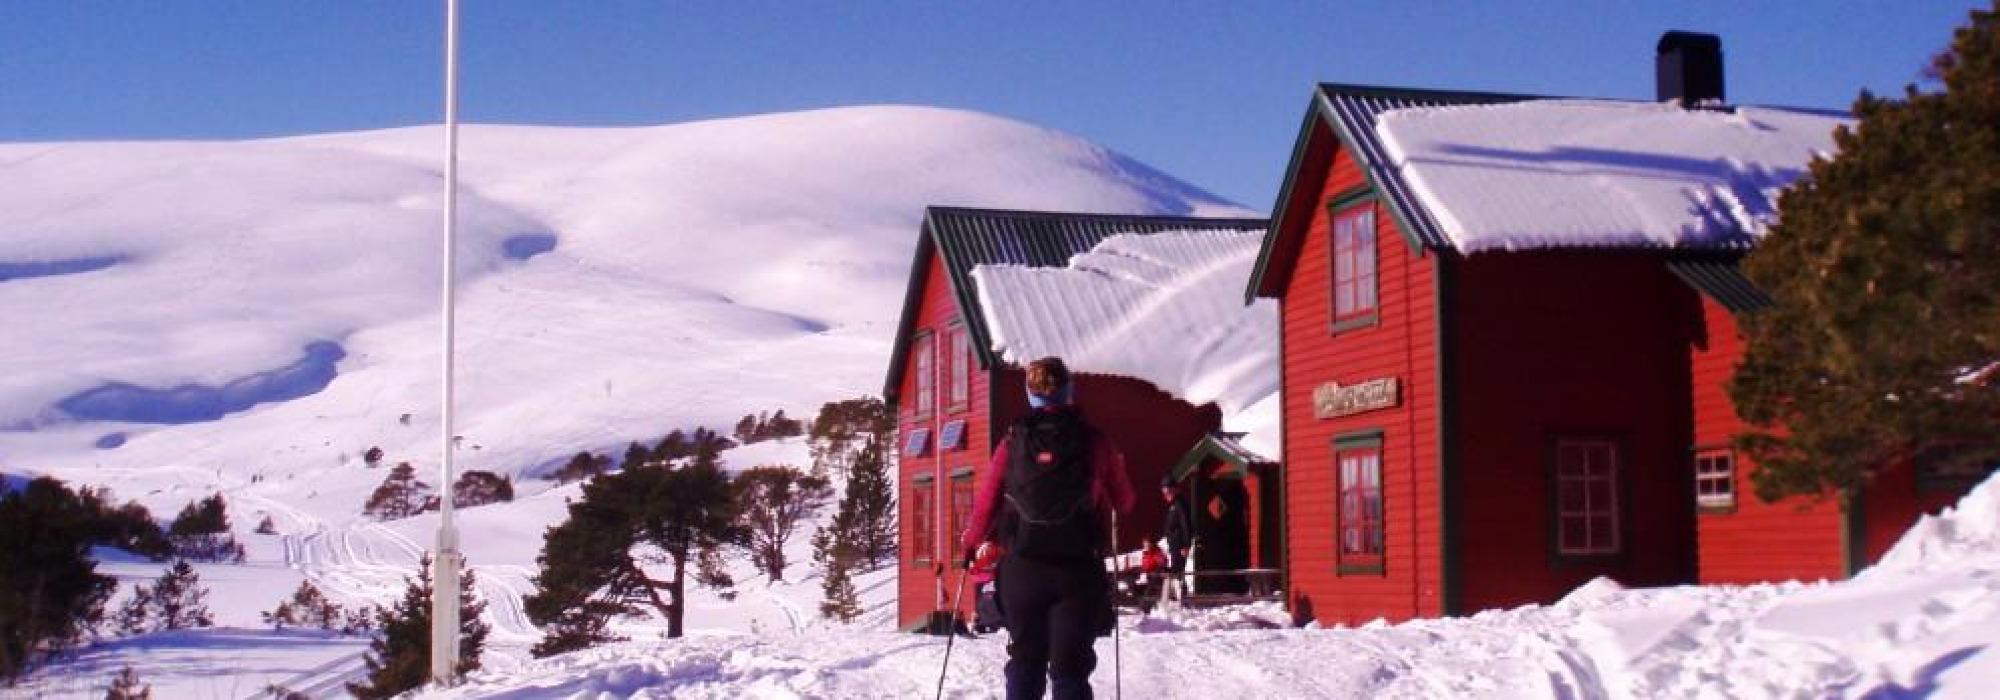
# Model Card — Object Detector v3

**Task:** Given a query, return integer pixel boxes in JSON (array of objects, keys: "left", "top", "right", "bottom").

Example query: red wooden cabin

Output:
[
  {"left": 1672, "top": 260, "right": 1977, "bottom": 583},
  {"left": 885, "top": 206, "right": 1264, "bottom": 630}
]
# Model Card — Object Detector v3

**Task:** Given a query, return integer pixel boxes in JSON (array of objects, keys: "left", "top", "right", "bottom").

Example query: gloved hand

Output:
[{"left": 965, "top": 541, "right": 993, "bottom": 568}]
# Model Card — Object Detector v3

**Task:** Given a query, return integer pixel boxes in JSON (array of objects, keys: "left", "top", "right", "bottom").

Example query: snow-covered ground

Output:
[
  {"left": 1, "top": 106, "right": 1241, "bottom": 697},
  {"left": 417, "top": 471, "right": 2000, "bottom": 699}
]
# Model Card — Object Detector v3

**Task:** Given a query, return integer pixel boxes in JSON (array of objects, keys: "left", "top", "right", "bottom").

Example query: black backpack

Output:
[{"left": 997, "top": 410, "right": 1103, "bottom": 562}]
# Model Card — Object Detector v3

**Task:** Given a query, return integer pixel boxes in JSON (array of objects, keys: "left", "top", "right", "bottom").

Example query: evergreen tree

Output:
[
  {"left": 262, "top": 580, "right": 346, "bottom": 631},
  {"left": 254, "top": 514, "right": 278, "bottom": 535},
  {"left": 525, "top": 459, "right": 740, "bottom": 653},
  {"left": 362, "top": 462, "right": 433, "bottom": 521},
  {"left": 652, "top": 429, "right": 691, "bottom": 462},
  {"left": 347, "top": 554, "right": 487, "bottom": 698},
  {"left": 812, "top": 524, "right": 864, "bottom": 623},
  {"left": 621, "top": 441, "right": 652, "bottom": 471},
  {"left": 363, "top": 446, "right": 385, "bottom": 468},
  {"left": 734, "top": 465, "right": 834, "bottom": 581},
  {"left": 452, "top": 470, "right": 514, "bottom": 508},
  {"left": 808, "top": 397, "right": 892, "bottom": 479},
  {"left": 693, "top": 544, "right": 737, "bottom": 601},
  {"left": 148, "top": 561, "right": 213, "bottom": 631},
  {"left": 1734, "top": 4, "right": 2000, "bottom": 500},
  {"left": 0, "top": 477, "right": 116, "bottom": 681},
  {"left": 839, "top": 434, "right": 899, "bottom": 567},
  {"left": 104, "top": 666, "right": 150, "bottom": 700},
  {"left": 550, "top": 451, "right": 608, "bottom": 484},
  {"left": 168, "top": 494, "right": 241, "bottom": 562},
  {"left": 734, "top": 414, "right": 760, "bottom": 444}
]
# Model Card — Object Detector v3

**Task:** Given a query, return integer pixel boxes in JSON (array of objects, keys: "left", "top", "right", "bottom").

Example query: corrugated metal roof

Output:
[
  {"left": 928, "top": 207, "right": 1267, "bottom": 370},
  {"left": 884, "top": 207, "right": 1267, "bottom": 402},
  {"left": 1667, "top": 258, "right": 1772, "bottom": 314},
  {"left": 1315, "top": 83, "right": 1542, "bottom": 250}
]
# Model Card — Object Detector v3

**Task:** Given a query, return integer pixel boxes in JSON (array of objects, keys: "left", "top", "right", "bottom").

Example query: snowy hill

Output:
[{"left": 1, "top": 106, "right": 1246, "bottom": 696}]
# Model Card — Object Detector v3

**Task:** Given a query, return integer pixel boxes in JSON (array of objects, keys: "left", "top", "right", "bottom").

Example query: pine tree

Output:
[
  {"left": 262, "top": 580, "right": 345, "bottom": 631},
  {"left": 347, "top": 554, "right": 487, "bottom": 698},
  {"left": 104, "top": 666, "right": 150, "bottom": 700},
  {"left": 362, "top": 462, "right": 433, "bottom": 521},
  {"left": 525, "top": 459, "right": 740, "bottom": 654},
  {"left": 734, "top": 465, "right": 834, "bottom": 582},
  {"left": 452, "top": 471, "right": 514, "bottom": 508},
  {"left": 550, "top": 451, "right": 608, "bottom": 484},
  {"left": 693, "top": 544, "right": 737, "bottom": 601},
  {"left": 621, "top": 441, "right": 652, "bottom": 471},
  {"left": 363, "top": 446, "right": 385, "bottom": 468},
  {"left": 735, "top": 414, "right": 760, "bottom": 444},
  {"left": 254, "top": 514, "right": 277, "bottom": 535},
  {"left": 149, "top": 561, "right": 213, "bottom": 631},
  {"left": 809, "top": 397, "right": 891, "bottom": 479},
  {"left": 1734, "top": 4, "right": 2000, "bottom": 500},
  {"left": 814, "top": 528, "right": 863, "bottom": 623},
  {"left": 839, "top": 434, "right": 899, "bottom": 567},
  {"left": 0, "top": 478, "right": 116, "bottom": 681},
  {"left": 652, "top": 429, "right": 691, "bottom": 462},
  {"left": 168, "top": 494, "right": 241, "bottom": 561}
]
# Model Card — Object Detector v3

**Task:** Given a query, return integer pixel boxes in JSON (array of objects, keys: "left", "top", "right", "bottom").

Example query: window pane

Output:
[
  {"left": 1561, "top": 517, "right": 1586, "bottom": 549},
  {"left": 1589, "top": 517, "right": 1614, "bottom": 550},
  {"left": 1560, "top": 481, "right": 1585, "bottom": 511},
  {"left": 1589, "top": 480, "right": 1613, "bottom": 510}
]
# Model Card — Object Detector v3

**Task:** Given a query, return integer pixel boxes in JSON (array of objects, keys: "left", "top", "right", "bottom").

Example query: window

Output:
[
  {"left": 938, "top": 420, "right": 967, "bottom": 452},
  {"left": 902, "top": 427, "right": 932, "bottom": 457},
  {"left": 1331, "top": 204, "right": 1378, "bottom": 330},
  {"left": 1694, "top": 449, "right": 1735, "bottom": 512},
  {"left": 1555, "top": 439, "right": 1621, "bottom": 556},
  {"left": 948, "top": 326, "right": 972, "bottom": 410},
  {"left": 913, "top": 333, "right": 936, "bottom": 415},
  {"left": 908, "top": 476, "right": 936, "bottom": 566},
  {"left": 948, "top": 469, "right": 976, "bottom": 567},
  {"left": 1335, "top": 436, "right": 1384, "bottom": 574}
]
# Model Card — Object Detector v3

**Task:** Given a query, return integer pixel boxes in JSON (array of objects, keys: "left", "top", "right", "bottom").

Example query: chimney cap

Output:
[{"left": 1657, "top": 30, "right": 1722, "bottom": 54}]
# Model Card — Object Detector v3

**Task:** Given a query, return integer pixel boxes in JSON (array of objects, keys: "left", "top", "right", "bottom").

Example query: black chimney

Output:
[{"left": 1656, "top": 30, "right": 1725, "bottom": 104}]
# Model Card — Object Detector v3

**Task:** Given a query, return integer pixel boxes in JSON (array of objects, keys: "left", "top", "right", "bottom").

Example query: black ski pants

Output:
[{"left": 999, "top": 553, "right": 1108, "bottom": 700}]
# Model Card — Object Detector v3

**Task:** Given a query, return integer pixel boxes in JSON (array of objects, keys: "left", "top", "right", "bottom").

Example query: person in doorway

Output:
[
  {"left": 1159, "top": 477, "right": 1195, "bottom": 605},
  {"left": 963, "top": 357, "right": 1134, "bottom": 700}
]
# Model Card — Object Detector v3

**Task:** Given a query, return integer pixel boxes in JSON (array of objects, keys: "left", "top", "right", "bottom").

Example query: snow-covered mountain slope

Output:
[
  {"left": 2, "top": 105, "right": 1242, "bottom": 515},
  {"left": 0, "top": 106, "right": 1245, "bottom": 696}
]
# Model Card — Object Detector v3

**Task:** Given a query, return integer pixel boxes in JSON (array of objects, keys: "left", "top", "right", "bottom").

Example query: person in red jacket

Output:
[{"left": 963, "top": 357, "right": 1134, "bottom": 700}]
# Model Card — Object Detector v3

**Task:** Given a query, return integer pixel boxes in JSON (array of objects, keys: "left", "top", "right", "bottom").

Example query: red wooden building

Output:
[
  {"left": 1671, "top": 260, "right": 1976, "bottom": 583},
  {"left": 885, "top": 206, "right": 1265, "bottom": 630},
  {"left": 1248, "top": 34, "right": 1977, "bottom": 626}
]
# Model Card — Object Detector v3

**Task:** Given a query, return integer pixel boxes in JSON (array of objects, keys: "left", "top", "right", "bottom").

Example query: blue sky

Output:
[{"left": 0, "top": 2, "right": 1979, "bottom": 208}]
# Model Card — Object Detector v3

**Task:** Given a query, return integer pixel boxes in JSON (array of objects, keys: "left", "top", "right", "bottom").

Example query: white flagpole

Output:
[{"left": 431, "top": 0, "right": 464, "bottom": 686}]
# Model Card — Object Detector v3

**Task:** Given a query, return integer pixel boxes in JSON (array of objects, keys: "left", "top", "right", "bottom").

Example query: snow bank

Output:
[
  {"left": 1374, "top": 100, "right": 1850, "bottom": 253},
  {"left": 970, "top": 229, "right": 1277, "bottom": 417}
]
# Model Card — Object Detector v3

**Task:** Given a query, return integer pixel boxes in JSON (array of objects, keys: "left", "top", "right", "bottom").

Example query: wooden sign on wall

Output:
[{"left": 1313, "top": 377, "right": 1399, "bottom": 419}]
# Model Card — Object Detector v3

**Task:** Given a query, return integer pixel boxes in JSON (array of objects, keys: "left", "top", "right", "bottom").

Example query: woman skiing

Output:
[{"left": 963, "top": 356, "right": 1134, "bottom": 699}]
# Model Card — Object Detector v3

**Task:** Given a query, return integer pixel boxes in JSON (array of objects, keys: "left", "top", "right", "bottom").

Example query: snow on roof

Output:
[
  {"left": 969, "top": 229, "right": 1277, "bottom": 419},
  {"left": 1373, "top": 100, "right": 1851, "bottom": 253}
]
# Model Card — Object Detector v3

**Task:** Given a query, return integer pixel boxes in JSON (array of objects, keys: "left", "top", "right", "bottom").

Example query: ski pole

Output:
[
  {"left": 1110, "top": 509, "right": 1122, "bottom": 700},
  {"left": 935, "top": 560, "right": 969, "bottom": 700}
]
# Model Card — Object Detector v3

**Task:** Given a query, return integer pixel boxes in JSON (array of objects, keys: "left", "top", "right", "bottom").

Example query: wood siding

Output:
[
  {"left": 895, "top": 253, "right": 993, "bottom": 628},
  {"left": 1279, "top": 142, "right": 1445, "bottom": 625},
  {"left": 1451, "top": 253, "right": 1699, "bottom": 610},
  {"left": 1688, "top": 298, "right": 1845, "bottom": 583}
]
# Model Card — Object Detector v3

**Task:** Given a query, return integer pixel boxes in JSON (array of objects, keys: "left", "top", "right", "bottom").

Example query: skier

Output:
[
  {"left": 1160, "top": 476, "right": 1184, "bottom": 596},
  {"left": 963, "top": 357, "right": 1134, "bottom": 699}
]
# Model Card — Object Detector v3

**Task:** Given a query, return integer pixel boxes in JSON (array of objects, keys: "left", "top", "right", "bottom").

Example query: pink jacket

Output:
[{"left": 961, "top": 408, "right": 1135, "bottom": 552}]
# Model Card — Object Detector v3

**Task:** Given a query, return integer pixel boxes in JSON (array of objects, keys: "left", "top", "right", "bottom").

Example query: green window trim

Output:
[
  {"left": 1332, "top": 429, "right": 1387, "bottom": 577},
  {"left": 1327, "top": 196, "right": 1381, "bottom": 336},
  {"left": 948, "top": 466, "right": 975, "bottom": 480}
]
